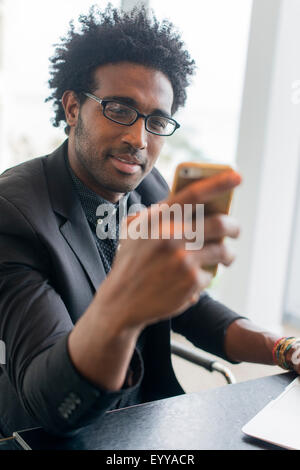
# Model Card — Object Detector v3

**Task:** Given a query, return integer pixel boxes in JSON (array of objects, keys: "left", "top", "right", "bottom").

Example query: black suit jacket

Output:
[{"left": 0, "top": 140, "right": 242, "bottom": 437}]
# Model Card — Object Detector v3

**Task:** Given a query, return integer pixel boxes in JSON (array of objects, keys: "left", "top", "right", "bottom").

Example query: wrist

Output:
[
  {"left": 94, "top": 285, "right": 145, "bottom": 338},
  {"left": 272, "top": 337, "right": 286, "bottom": 366},
  {"left": 225, "top": 318, "right": 279, "bottom": 364},
  {"left": 272, "top": 337, "right": 300, "bottom": 370},
  {"left": 68, "top": 297, "right": 143, "bottom": 391}
]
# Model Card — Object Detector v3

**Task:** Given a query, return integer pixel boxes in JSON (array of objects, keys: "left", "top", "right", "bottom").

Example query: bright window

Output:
[
  {"left": 0, "top": 0, "right": 252, "bottom": 179},
  {"left": 0, "top": 0, "right": 120, "bottom": 171},
  {"left": 150, "top": 0, "right": 253, "bottom": 182}
]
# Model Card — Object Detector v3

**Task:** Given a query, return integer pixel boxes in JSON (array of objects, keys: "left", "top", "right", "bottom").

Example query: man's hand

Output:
[
  {"left": 68, "top": 169, "right": 242, "bottom": 390},
  {"left": 285, "top": 342, "right": 300, "bottom": 374},
  {"left": 97, "top": 170, "right": 242, "bottom": 330}
]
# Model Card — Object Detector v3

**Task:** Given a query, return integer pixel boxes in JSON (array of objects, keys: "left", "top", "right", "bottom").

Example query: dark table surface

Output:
[{"left": 1, "top": 371, "right": 296, "bottom": 450}]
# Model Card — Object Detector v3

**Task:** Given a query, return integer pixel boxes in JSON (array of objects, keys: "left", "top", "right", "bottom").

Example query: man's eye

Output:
[
  {"left": 107, "top": 103, "right": 131, "bottom": 116},
  {"left": 149, "top": 117, "right": 167, "bottom": 129}
]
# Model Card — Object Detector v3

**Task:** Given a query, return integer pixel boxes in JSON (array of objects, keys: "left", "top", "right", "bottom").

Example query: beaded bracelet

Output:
[
  {"left": 272, "top": 337, "right": 286, "bottom": 365},
  {"left": 284, "top": 341, "right": 298, "bottom": 368},
  {"left": 272, "top": 336, "right": 300, "bottom": 370},
  {"left": 272, "top": 336, "right": 297, "bottom": 370},
  {"left": 278, "top": 337, "right": 296, "bottom": 369}
]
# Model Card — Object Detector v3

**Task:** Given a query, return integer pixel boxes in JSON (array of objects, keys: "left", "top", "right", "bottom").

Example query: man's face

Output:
[{"left": 65, "top": 62, "right": 174, "bottom": 201}]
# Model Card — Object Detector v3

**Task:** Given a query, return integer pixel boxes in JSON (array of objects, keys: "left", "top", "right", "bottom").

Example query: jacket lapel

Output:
[
  {"left": 44, "top": 140, "right": 106, "bottom": 291},
  {"left": 127, "top": 190, "right": 142, "bottom": 207}
]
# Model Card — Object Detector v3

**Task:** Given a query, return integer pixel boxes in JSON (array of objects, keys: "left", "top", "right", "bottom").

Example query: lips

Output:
[
  {"left": 111, "top": 154, "right": 142, "bottom": 166},
  {"left": 109, "top": 154, "right": 142, "bottom": 175}
]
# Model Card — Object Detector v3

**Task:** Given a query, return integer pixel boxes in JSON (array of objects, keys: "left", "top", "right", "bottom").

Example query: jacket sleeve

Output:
[
  {"left": 0, "top": 195, "right": 143, "bottom": 436},
  {"left": 171, "top": 292, "right": 246, "bottom": 362}
]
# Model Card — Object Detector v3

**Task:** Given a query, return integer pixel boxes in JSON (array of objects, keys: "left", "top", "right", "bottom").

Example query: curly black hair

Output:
[{"left": 46, "top": 4, "right": 195, "bottom": 135}]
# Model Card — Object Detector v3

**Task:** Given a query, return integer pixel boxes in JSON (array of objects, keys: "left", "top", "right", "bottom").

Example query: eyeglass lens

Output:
[{"left": 104, "top": 102, "right": 175, "bottom": 135}]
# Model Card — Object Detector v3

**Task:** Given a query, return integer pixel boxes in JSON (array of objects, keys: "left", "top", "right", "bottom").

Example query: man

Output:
[{"left": 0, "top": 6, "right": 299, "bottom": 438}]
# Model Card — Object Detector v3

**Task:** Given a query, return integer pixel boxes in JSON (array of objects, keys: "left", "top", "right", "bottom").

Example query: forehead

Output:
[{"left": 92, "top": 62, "right": 174, "bottom": 114}]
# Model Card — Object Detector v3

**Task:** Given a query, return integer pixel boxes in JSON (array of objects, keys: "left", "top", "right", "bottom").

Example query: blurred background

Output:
[{"left": 1, "top": 0, "right": 300, "bottom": 389}]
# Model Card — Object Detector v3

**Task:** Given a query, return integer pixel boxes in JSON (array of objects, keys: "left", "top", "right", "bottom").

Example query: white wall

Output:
[
  {"left": 284, "top": 151, "right": 300, "bottom": 325},
  {"left": 215, "top": 0, "right": 300, "bottom": 332}
]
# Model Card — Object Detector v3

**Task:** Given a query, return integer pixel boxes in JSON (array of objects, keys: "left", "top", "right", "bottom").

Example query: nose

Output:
[{"left": 120, "top": 117, "right": 148, "bottom": 150}]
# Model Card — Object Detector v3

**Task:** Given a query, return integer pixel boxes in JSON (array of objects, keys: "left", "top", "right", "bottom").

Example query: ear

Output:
[{"left": 61, "top": 91, "right": 80, "bottom": 129}]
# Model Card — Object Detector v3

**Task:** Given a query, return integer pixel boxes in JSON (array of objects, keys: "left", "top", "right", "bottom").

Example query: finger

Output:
[
  {"left": 203, "top": 214, "right": 240, "bottom": 242},
  {"left": 167, "top": 170, "right": 242, "bottom": 207},
  {"left": 192, "top": 274, "right": 213, "bottom": 300},
  {"left": 196, "top": 242, "right": 236, "bottom": 267},
  {"left": 185, "top": 270, "right": 213, "bottom": 306},
  {"left": 182, "top": 214, "right": 240, "bottom": 243},
  {"left": 290, "top": 345, "right": 300, "bottom": 369}
]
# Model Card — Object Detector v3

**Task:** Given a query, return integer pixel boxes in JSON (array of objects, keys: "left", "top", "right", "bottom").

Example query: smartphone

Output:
[{"left": 171, "top": 162, "right": 235, "bottom": 276}]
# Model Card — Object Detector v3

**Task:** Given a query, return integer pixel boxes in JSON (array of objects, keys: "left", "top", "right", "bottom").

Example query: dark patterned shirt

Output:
[{"left": 65, "top": 154, "right": 129, "bottom": 274}]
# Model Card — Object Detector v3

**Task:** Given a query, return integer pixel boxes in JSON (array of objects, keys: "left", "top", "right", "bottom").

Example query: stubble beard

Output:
[{"left": 74, "top": 113, "right": 146, "bottom": 194}]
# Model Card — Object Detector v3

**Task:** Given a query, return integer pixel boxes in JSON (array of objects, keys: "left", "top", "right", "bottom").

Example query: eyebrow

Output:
[{"left": 102, "top": 95, "right": 172, "bottom": 119}]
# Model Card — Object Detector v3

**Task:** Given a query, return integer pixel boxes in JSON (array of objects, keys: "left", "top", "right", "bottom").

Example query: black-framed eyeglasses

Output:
[{"left": 83, "top": 92, "right": 180, "bottom": 136}]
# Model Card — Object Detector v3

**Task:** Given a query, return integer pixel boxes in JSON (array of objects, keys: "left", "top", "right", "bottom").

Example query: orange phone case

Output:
[{"left": 171, "top": 162, "right": 234, "bottom": 276}]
